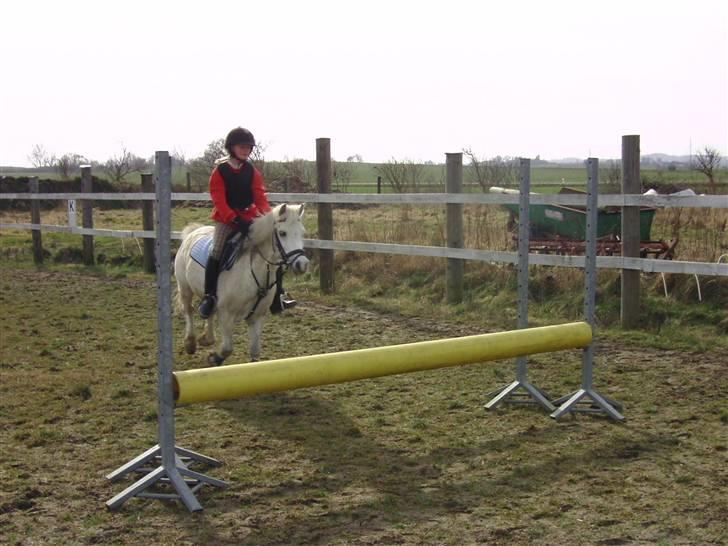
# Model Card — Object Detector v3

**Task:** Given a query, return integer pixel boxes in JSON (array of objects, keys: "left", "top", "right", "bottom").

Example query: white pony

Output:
[{"left": 174, "top": 204, "right": 309, "bottom": 365}]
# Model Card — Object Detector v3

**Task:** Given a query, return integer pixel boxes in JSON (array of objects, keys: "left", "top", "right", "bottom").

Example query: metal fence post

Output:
[
  {"left": 81, "top": 166, "right": 94, "bottom": 265},
  {"left": 316, "top": 138, "right": 334, "bottom": 294},
  {"left": 445, "top": 153, "right": 464, "bottom": 304},
  {"left": 30, "top": 177, "right": 43, "bottom": 264},
  {"left": 621, "top": 135, "right": 641, "bottom": 328}
]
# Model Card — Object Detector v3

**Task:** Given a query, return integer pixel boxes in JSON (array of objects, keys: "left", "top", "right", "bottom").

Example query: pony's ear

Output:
[{"left": 278, "top": 203, "right": 287, "bottom": 220}]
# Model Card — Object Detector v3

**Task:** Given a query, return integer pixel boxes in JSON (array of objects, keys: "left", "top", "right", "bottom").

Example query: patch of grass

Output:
[
  {"left": 70, "top": 384, "right": 92, "bottom": 400},
  {"left": 26, "top": 428, "right": 65, "bottom": 447}
]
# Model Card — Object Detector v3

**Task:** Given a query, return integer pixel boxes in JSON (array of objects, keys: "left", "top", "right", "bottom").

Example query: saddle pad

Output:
[
  {"left": 190, "top": 236, "right": 213, "bottom": 268},
  {"left": 190, "top": 235, "right": 240, "bottom": 271}
]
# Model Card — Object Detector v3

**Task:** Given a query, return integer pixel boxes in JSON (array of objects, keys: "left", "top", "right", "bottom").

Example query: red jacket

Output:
[{"left": 209, "top": 161, "right": 271, "bottom": 224}]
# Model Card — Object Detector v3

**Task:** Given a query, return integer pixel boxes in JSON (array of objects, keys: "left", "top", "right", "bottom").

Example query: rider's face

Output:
[{"left": 232, "top": 144, "right": 253, "bottom": 161}]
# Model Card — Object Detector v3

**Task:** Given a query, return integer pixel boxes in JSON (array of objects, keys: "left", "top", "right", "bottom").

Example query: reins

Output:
[{"left": 244, "top": 228, "right": 305, "bottom": 320}]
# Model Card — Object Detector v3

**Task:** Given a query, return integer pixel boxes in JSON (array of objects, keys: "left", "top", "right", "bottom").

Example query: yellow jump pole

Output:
[{"left": 174, "top": 322, "right": 592, "bottom": 405}]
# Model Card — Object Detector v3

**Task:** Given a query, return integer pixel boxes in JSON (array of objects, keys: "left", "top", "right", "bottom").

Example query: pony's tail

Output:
[
  {"left": 173, "top": 285, "right": 184, "bottom": 316},
  {"left": 180, "top": 223, "right": 204, "bottom": 241}
]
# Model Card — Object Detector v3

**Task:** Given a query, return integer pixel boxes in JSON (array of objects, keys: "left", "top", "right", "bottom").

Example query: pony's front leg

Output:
[
  {"left": 207, "top": 310, "right": 235, "bottom": 366},
  {"left": 248, "top": 318, "right": 263, "bottom": 362}
]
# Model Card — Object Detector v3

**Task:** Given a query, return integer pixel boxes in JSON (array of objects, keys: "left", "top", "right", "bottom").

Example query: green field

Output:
[{"left": 1, "top": 162, "right": 718, "bottom": 194}]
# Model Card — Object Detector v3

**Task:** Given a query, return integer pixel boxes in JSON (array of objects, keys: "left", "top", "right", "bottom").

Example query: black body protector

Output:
[{"left": 217, "top": 160, "right": 254, "bottom": 211}]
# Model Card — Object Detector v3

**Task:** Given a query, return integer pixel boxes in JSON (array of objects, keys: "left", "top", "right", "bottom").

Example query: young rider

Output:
[{"left": 198, "top": 127, "right": 296, "bottom": 319}]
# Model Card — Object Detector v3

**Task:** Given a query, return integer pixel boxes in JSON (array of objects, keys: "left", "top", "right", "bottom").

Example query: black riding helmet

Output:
[{"left": 224, "top": 127, "right": 256, "bottom": 157}]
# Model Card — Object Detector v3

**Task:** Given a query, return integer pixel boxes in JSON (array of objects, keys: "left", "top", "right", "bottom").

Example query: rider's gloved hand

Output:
[{"left": 232, "top": 217, "right": 251, "bottom": 237}]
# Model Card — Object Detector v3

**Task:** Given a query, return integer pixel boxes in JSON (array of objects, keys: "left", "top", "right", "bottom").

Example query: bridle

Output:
[{"left": 244, "top": 225, "right": 306, "bottom": 319}]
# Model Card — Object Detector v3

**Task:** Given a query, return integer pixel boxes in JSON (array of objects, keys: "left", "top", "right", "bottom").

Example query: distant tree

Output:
[
  {"left": 171, "top": 149, "right": 187, "bottom": 169},
  {"left": 601, "top": 159, "right": 621, "bottom": 185},
  {"left": 55, "top": 153, "right": 88, "bottom": 179},
  {"left": 280, "top": 158, "right": 314, "bottom": 192},
  {"left": 250, "top": 141, "right": 269, "bottom": 178},
  {"left": 187, "top": 139, "right": 226, "bottom": 190},
  {"left": 130, "top": 154, "right": 150, "bottom": 172},
  {"left": 333, "top": 160, "right": 353, "bottom": 192},
  {"left": 694, "top": 146, "right": 721, "bottom": 193},
  {"left": 463, "top": 148, "right": 488, "bottom": 190},
  {"left": 28, "top": 144, "right": 56, "bottom": 169},
  {"left": 463, "top": 149, "right": 518, "bottom": 191},
  {"left": 376, "top": 158, "right": 423, "bottom": 193},
  {"left": 346, "top": 154, "right": 363, "bottom": 163},
  {"left": 102, "top": 147, "right": 146, "bottom": 182}
]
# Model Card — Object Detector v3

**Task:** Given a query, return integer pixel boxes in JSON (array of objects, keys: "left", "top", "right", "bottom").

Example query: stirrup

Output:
[
  {"left": 281, "top": 295, "right": 297, "bottom": 310},
  {"left": 198, "top": 294, "right": 217, "bottom": 319}
]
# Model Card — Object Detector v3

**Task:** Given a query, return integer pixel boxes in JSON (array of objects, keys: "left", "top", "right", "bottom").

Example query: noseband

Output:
[{"left": 273, "top": 229, "right": 306, "bottom": 270}]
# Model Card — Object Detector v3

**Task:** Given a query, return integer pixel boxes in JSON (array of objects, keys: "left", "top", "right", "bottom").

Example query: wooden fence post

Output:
[
  {"left": 621, "top": 135, "right": 640, "bottom": 328},
  {"left": 186, "top": 172, "right": 191, "bottom": 192},
  {"left": 81, "top": 165, "right": 94, "bottom": 265},
  {"left": 30, "top": 177, "right": 43, "bottom": 264},
  {"left": 446, "top": 152, "right": 464, "bottom": 304},
  {"left": 316, "top": 138, "right": 334, "bottom": 293},
  {"left": 141, "top": 173, "right": 156, "bottom": 274}
]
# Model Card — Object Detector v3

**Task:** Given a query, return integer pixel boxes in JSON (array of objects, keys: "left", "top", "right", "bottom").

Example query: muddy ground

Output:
[{"left": 0, "top": 266, "right": 726, "bottom": 545}]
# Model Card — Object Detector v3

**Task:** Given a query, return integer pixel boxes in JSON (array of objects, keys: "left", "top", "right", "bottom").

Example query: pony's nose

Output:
[{"left": 294, "top": 256, "right": 310, "bottom": 274}]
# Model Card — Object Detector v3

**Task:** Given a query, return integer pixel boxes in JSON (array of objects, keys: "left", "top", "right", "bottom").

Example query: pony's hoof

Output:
[
  {"left": 198, "top": 337, "right": 214, "bottom": 347},
  {"left": 184, "top": 338, "right": 197, "bottom": 355},
  {"left": 207, "top": 353, "right": 225, "bottom": 366}
]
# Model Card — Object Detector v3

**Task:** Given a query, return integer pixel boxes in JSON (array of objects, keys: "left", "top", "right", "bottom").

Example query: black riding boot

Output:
[
  {"left": 270, "top": 266, "right": 297, "bottom": 314},
  {"left": 198, "top": 257, "right": 220, "bottom": 319}
]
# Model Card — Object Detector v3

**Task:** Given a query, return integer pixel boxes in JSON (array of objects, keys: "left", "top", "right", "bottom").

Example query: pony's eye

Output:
[{"left": 279, "top": 231, "right": 287, "bottom": 237}]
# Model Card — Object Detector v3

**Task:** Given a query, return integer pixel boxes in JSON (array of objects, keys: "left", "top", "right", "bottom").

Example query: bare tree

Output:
[
  {"left": 273, "top": 158, "right": 314, "bottom": 192},
  {"left": 376, "top": 158, "right": 423, "bottom": 193},
  {"left": 55, "top": 153, "right": 88, "bottom": 179},
  {"left": 333, "top": 160, "right": 353, "bottom": 192},
  {"left": 694, "top": 146, "right": 721, "bottom": 193},
  {"left": 463, "top": 149, "right": 518, "bottom": 190},
  {"left": 601, "top": 159, "right": 621, "bottom": 185},
  {"left": 463, "top": 148, "right": 489, "bottom": 191},
  {"left": 28, "top": 144, "right": 56, "bottom": 169},
  {"left": 188, "top": 138, "right": 226, "bottom": 190},
  {"left": 171, "top": 149, "right": 187, "bottom": 169},
  {"left": 129, "top": 154, "right": 150, "bottom": 173},
  {"left": 102, "top": 148, "right": 131, "bottom": 182}
]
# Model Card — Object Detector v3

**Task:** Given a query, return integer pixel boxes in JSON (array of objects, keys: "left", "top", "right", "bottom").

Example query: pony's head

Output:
[
  {"left": 272, "top": 204, "right": 309, "bottom": 274},
  {"left": 248, "top": 204, "right": 309, "bottom": 274}
]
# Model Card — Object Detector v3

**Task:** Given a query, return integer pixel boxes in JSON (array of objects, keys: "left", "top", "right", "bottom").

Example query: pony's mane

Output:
[{"left": 247, "top": 205, "right": 280, "bottom": 247}]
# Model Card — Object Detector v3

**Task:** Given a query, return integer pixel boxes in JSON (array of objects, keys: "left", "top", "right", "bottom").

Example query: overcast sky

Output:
[{"left": 2, "top": 0, "right": 726, "bottom": 167}]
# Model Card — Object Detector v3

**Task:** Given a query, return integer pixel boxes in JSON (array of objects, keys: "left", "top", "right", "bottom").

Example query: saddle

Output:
[{"left": 190, "top": 232, "right": 246, "bottom": 272}]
